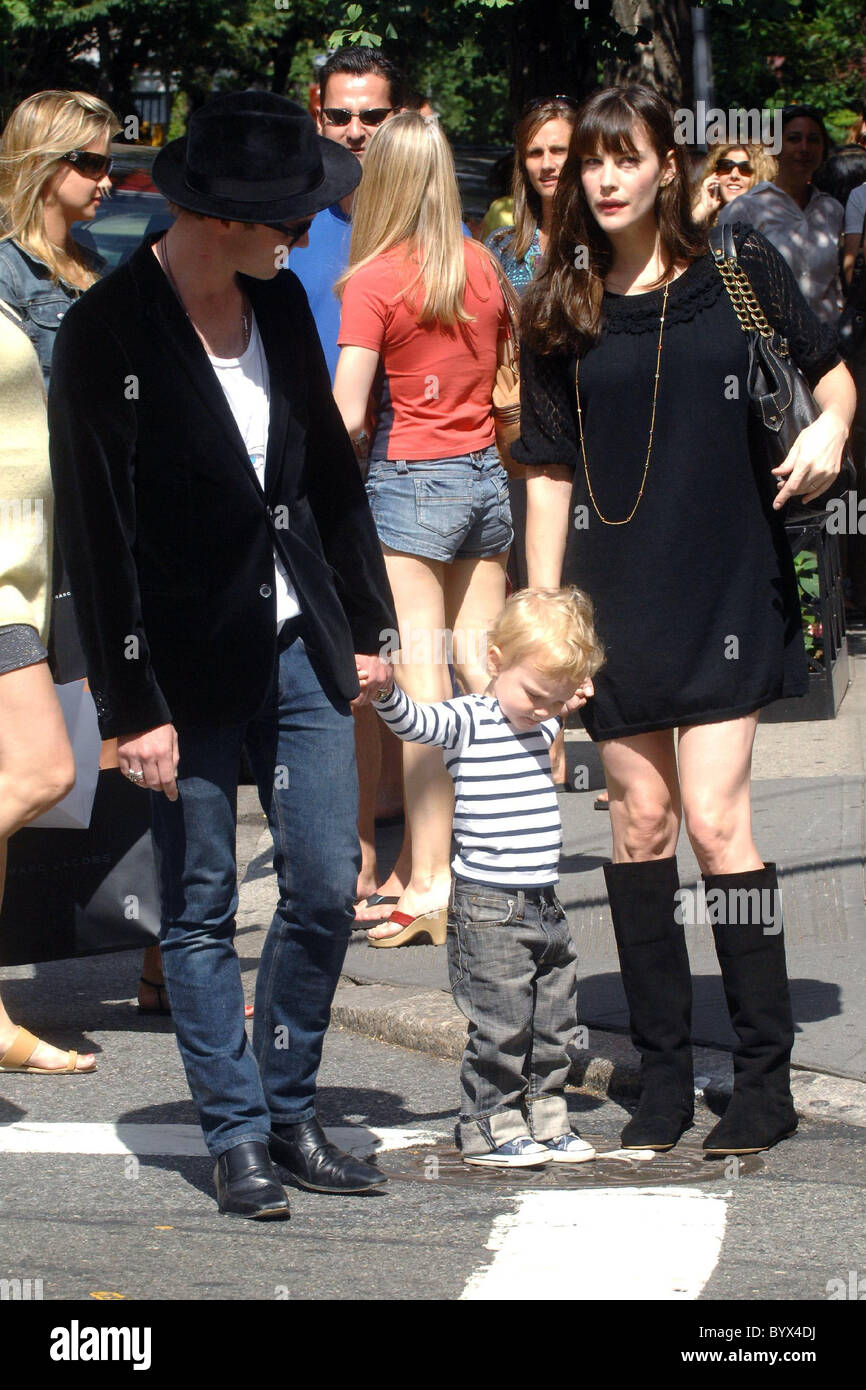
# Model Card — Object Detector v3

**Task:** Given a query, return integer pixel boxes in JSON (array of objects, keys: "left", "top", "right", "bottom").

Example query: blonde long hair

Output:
[
  {"left": 0, "top": 89, "right": 120, "bottom": 285},
  {"left": 336, "top": 110, "right": 486, "bottom": 326}
]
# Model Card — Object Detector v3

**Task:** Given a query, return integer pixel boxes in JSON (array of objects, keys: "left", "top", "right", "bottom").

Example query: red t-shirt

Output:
[{"left": 337, "top": 240, "right": 507, "bottom": 461}]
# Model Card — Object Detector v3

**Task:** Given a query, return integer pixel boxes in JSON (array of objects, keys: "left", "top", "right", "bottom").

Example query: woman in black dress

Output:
[{"left": 514, "top": 87, "right": 855, "bottom": 1157}]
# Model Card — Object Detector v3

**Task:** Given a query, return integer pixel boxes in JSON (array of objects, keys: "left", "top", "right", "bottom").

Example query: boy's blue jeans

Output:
[
  {"left": 151, "top": 630, "right": 359, "bottom": 1158},
  {"left": 447, "top": 876, "right": 579, "bottom": 1156}
]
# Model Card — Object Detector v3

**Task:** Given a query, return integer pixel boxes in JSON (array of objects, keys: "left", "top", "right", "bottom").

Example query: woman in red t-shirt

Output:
[{"left": 334, "top": 111, "right": 512, "bottom": 947}]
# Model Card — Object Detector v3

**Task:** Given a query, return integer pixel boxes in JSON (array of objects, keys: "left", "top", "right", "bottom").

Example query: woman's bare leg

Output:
[
  {"left": 353, "top": 700, "right": 383, "bottom": 903},
  {"left": 367, "top": 549, "right": 453, "bottom": 940},
  {"left": 601, "top": 729, "right": 682, "bottom": 861},
  {"left": 445, "top": 551, "right": 508, "bottom": 694},
  {"left": 375, "top": 721, "right": 404, "bottom": 818},
  {"left": 599, "top": 729, "right": 691, "bottom": 1146},
  {"left": 677, "top": 713, "right": 762, "bottom": 873},
  {"left": 0, "top": 660, "right": 74, "bottom": 839},
  {"left": 0, "top": 660, "right": 93, "bottom": 1071}
]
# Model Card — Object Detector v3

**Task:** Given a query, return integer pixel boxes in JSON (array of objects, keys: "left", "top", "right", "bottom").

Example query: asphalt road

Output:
[
  {"left": 2, "top": 997, "right": 865, "bottom": 1312},
  {"left": 3, "top": 800, "right": 865, "bottom": 1331}
]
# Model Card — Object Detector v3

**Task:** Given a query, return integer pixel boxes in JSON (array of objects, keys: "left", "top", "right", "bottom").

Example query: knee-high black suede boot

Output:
[
  {"left": 702, "top": 862, "right": 798, "bottom": 1156},
  {"left": 603, "top": 857, "right": 694, "bottom": 1150}
]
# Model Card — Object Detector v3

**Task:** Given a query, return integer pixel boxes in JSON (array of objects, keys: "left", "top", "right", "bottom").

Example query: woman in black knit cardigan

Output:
[{"left": 513, "top": 86, "right": 855, "bottom": 1158}]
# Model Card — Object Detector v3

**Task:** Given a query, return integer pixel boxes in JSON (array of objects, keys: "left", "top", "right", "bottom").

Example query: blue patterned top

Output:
[{"left": 484, "top": 226, "right": 542, "bottom": 296}]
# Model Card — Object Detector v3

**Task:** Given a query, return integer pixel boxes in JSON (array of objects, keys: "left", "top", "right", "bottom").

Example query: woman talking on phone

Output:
[
  {"left": 691, "top": 141, "right": 775, "bottom": 227},
  {"left": 513, "top": 86, "right": 854, "bottom": 1157}
]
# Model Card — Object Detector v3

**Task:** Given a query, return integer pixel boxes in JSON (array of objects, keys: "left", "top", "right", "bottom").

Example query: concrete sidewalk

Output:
[{"left": 238, "top": 627, "right": 866, "bottom": 1128}]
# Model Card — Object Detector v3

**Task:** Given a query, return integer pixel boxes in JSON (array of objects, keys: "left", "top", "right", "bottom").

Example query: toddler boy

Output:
[{"left": 373, "top": 587, "right": 604, "bottom": 1167}]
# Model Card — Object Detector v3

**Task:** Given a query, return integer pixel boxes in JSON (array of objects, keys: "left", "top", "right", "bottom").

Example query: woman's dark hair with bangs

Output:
[{"left": 521, "top": 85, "right": 707, "bottom": 356}]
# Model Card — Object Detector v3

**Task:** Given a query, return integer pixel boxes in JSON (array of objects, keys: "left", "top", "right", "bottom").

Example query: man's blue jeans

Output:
[{"left": 151, "top": 630, "right": 359, "bottom": 1158}]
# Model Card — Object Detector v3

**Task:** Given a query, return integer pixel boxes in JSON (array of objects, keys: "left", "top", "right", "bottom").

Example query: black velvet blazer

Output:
[{"left": 48, "top": 237, "right": 396, "bottom": 739}]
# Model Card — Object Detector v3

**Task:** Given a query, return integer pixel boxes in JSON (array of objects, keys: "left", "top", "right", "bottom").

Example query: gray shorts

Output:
[{"left": 0, "top": 623, "right": 48, "bottom": 674}]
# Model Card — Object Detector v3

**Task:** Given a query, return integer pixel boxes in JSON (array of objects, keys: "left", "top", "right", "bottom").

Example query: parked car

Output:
[
  {"left": 74, "top": 140, "right": 502, "bottom": 266},
  {"left": 73, "top": 144, "right": 173, "bottom": 268}
]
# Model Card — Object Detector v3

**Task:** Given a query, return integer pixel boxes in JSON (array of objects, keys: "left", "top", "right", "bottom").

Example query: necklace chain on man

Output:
[
  {"left": 576, "top": 277, "right": 669, "bottom": 526},
  {"left": 157, "top": 235, "right": 250, "bottom": 354}
]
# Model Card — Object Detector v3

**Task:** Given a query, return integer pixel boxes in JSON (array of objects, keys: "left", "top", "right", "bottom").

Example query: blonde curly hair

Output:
[
  {"left": 694, "top": 141, "right": 777, "bottom": 198},
  {"left": 487, "top": 586, "right": 605, "bottom": 686}
]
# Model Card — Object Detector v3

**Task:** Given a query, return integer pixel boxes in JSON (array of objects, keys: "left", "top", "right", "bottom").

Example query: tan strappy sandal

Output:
[{"left": 0, "top": 1026, "right": 97, "bottom": 1075}]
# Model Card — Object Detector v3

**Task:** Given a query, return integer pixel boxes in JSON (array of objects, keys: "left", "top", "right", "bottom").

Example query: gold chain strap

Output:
[{"left": 715, "top": 256, "right": 774, "bottom": 339}]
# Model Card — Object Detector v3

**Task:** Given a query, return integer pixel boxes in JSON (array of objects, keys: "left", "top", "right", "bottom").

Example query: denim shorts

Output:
[{"left": 364, "top": 445, "right": 513, "bottom": 564}]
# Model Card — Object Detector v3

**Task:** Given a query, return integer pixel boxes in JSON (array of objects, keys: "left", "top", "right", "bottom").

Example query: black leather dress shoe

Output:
[
  {"left": 214, "top": 1140, "right": 291, "bottom": 1219},
  {"left": 270, "top": 1117, "right": 388, "bottom": 1193}
]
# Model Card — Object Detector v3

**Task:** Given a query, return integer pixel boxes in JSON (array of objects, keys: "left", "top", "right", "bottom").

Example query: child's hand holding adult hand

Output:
[{"left": 559, "top": 677, "right": 594, "bottom": 718}]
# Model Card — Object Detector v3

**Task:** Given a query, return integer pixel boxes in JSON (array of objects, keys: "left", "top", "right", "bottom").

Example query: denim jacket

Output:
[{"left": 0, "top": 238, "right": 103, "bottom": 385}]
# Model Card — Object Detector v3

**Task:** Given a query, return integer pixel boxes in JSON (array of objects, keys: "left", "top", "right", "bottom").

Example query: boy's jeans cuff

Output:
[
  {"left": 526, "top": 1094, "right": 569, "bottom": 1142},
  {"left": 458, "top": 1107, "right": 531, "bottom": 1156}
]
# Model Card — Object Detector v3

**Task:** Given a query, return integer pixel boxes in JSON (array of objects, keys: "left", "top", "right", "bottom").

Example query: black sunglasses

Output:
[
  {"left": 521, "top": 94, "right": 580, "bottom": 117},
  {"left": 715, "top": 157, "right": 753, "bottom": 175},
  {"left": 322, "top": 107, "right": 394, "bottom": 128},
  {"left": 269, "top": 217, "right": 314, "bottom": 245},
  {"left": 61, "top": 150, "right": 113, "bottom": 180}
]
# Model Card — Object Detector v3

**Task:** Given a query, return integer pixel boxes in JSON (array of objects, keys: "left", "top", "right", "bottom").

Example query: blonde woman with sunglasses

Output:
[
  {"left": 0, "top": 93, "right": 180, "bottom": 1014},
  {"left": 0, "top": 303, "right": 81, "bottom": 1073},
  {"left": 0, "top": 90, "right": 118, "bottom": 382}
]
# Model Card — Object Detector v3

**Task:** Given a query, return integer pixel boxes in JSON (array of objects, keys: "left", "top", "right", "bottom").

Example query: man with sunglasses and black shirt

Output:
[
  {"left": 292, "top": 46, "right": 405, "bottom": 381},
  {"left": 49, "top": 92, "right": 397, "bottom": 1220}
]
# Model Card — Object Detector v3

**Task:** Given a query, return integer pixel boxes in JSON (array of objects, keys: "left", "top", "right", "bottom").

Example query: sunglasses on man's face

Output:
[
  {"left": 321, "top": 107, "right": 394, "bottom": 128},
  {"left": 270, "top": 217, "right": 314, "bottom": 245},
  {"left": 715, "top": 158, "right": 753, "bottom": 175},
  {"left": 61, "top": 150, "right": 114, "bottom": 180}
]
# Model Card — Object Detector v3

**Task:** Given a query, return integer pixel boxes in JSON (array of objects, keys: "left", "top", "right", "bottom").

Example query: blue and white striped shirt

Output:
[{"left": 374, "top": 686, "right": 562, "bottom": 886}]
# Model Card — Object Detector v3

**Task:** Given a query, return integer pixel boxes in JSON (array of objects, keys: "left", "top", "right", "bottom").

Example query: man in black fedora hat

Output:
[{"left": 49, "top": 91, "right": 398, "bottom": 1219}]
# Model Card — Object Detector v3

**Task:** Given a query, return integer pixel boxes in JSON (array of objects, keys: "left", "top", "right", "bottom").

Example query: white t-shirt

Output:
[
  {"left": 844, "top": 181, "right": 866, "bottom": 238},
  {"left": 208, "top": 314, "right": 300, "bottom": 626}
]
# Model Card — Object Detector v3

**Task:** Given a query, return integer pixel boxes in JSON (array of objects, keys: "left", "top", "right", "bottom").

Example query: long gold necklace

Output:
[{"left": 576, "top": 278, "right": 669, "bottom": 526}]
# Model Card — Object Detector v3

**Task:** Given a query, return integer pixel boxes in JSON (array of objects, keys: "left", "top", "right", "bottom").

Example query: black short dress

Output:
[{"left": 511, "top": 224, "right": 841, "bottom": 742}]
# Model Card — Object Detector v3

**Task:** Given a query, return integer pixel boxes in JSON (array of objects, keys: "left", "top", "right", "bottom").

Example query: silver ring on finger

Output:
[{"left": 125, "top": 768, "right": 146, "bottom": 784}]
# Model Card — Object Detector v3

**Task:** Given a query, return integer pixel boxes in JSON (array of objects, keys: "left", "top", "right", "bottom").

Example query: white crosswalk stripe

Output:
[
  {"left": 0, "top": 1121, "right": 441, "bottom": 1157},
  {"left": 460, "top": 1187, "right": 729, "bottom": 1300},
  {"left": 0, "top": 1121, "right": 729, "bottom": 1300}
]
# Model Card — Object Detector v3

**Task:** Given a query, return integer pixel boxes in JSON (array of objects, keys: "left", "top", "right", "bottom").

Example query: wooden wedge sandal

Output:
[{"left": 366, "top": 906, "right": 448, "bottom": 949}]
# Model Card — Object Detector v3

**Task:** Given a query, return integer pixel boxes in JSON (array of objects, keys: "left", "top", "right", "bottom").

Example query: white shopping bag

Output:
[{"left": 26, "top": 679, "right": 101, "bottom": 830}]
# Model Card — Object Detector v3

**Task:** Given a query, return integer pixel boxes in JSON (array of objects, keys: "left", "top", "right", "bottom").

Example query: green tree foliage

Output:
[
  {"left": 2, "top": 1, "right": 863, "bottom": 145},
  {"left": 0, "top": 1, "right": 252, "bottom": 123},
  {"left": 709, "top": 0, "right": 866, "bottom": 142}
]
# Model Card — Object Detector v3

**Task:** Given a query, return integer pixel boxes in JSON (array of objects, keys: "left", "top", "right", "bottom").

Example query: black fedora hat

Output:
[{"left": 152, "top": 90, "right": 361, "bottom": 224}]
